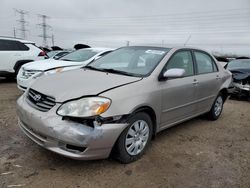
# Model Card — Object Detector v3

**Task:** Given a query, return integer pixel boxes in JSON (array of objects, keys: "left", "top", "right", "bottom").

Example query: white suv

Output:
[
  {"left": 17, "top": 48, "right": 113, "bottom": 90},
  {"left": 0, "top": 37, "right": 46, "bottom": 78}
]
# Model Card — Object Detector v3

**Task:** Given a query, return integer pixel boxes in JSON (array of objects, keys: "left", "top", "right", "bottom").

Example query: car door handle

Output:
[{"left": 192, "top": 79, "right": 199, "bottom": 85}]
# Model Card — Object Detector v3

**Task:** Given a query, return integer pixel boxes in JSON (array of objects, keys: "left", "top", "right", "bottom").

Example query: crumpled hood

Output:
[
  {"left": 229, "top": 68, "right": 250, "bottom": 80},
  {"left": 30, "top": 69, "right": 142, "bottom": 102},
  {"left": 22, "top": 59, "right": 87, "bottom": 71}
]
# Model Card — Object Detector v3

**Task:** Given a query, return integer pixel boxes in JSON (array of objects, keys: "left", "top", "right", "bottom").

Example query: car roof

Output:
[
  {"left": 79, "top": 47, "right": 114, "bottom": 52},
  {"left": 124, "top": 45, "right": 213, "bottom": 55},
  {"left": 120, "top": 45, "right": 208, "bottom": 51},
  {"left": 0, "top": 36, "right": 35, "bottom": 44}
]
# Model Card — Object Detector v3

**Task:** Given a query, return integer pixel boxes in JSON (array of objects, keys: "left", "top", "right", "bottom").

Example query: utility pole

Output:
[
  {"left": 184, "top": 34, "right": 192, "bottom": 46},
  {"left": 51, "top": 34, "right": 55, "bottom": 46},
  {"left": 37, "top": 14, "right": 51, "bottom": 47},
  {"left": 14, "top": 9, "right": 29, "bottom": 39},
  {"left": 13, "top": 27, "right": 16, "bottom": 38},
  {"left": 161, "top": 40, "right": 165, "bottom": 46}
]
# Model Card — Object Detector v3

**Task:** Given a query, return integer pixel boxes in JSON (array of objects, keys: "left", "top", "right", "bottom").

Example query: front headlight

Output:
[
  {"left": 33, "top": 71, "right": 44, "bottom": 79},
  {"left": 44, "top": 67, "right": 65, "bottom": 75},
  {"left": 57, "top": 97, "right": 111, "bottom": 118}
]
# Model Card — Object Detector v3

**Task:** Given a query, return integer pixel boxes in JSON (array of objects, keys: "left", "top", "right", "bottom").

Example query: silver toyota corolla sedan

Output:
[{"left": 17, "top": 46, "right": 232, "bottom": 163}]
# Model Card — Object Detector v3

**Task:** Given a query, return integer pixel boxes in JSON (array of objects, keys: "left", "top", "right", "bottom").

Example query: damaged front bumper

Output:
[
  {"left": 233, "top": 82, "right": 250, "bottom": 91},
  {"left": 16, "top": 95, "right": 128, "bottom": 160},
  {"left": 229, "top": 81, "right": 250, "bottom": 97}
]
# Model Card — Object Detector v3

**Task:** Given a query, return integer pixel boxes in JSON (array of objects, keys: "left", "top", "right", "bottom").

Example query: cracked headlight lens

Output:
[{"left": 57, "top": 97, "right": 111, "bottom": 117}]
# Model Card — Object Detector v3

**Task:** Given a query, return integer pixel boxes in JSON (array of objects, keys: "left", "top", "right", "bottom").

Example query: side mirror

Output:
[{"left": 163, "top": 68, "right": 185, "bottom": 79}]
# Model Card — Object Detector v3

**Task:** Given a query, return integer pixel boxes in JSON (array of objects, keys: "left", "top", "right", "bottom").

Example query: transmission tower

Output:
[
  {"left": 14, "top": 9, "right": 29, "bottom": 39},
  {"left": 37, "top": 14, "right": 51, "bottom": 47}
]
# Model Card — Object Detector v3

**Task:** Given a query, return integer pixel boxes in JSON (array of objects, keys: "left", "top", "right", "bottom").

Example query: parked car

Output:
[
  {"left": 17, "top": 48, "right": 113, "bottom": 90},
  {"left": 46, "top": 50, "right": 70, "bottom": 59},
  {"left": 226, "top": 59, "right": 250, "bottom": 99},
  {"left": 17, "top": 46, "right": 232, "bottom": 163},
  {"left": 0, "top": 36, "right": 46, "bottom": 79}
]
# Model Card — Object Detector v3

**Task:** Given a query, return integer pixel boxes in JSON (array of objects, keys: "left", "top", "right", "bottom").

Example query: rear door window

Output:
[{"left": 194, "top": 51, "right": 218, "bottom": 74}]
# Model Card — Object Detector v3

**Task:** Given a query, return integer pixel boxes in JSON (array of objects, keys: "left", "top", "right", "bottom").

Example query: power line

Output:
[
  {"left": 77, "top": 30, "right": 250, "bottom": 36},
  {"left": 53, "top": 13, "right": 250, "bottom": 28},
  {"left": 80, "top": 16, "right": 250, "bottom": 25},
  {"left": 14, "top": 9, "right": 29, "bottom": 39},
  {"left": 75, "top": 8, "right": 250, "bottom": 21},
  {"left": 8, "top": 7, "right": 250, "bottom": 50},
  {"left": 52, "top": 11, "right": 250, "bottom": 34},
  {"left": 37, "top": 14, "right": 52, "bottom": 47}
]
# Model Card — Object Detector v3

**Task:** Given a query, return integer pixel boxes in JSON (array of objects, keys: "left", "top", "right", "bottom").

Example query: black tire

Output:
[
  {"left": 113, "top": 112, "right": 153, "bottom": 164},
  {"left": 207, "top": 94, "right": 224, "bottom": 120},
  {"left": 5, "top": 74, "right": 16, "bottom": 81},
  {"left": 15, "top": 65, "right": 22, "bottom": 76}
]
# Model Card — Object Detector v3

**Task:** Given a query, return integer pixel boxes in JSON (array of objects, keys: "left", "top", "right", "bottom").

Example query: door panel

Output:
[
  {"left": 0, "top": 51, "right": 20, "bottom": 72},
  {"left": 0, "top": 39, "right": 22, "bottom": 72},
  {"left": 160, "top": 76, "right": 196, "bottom": 128},
  {"left": 159, "top": 50, "right": 196, "bottom": 128},
  {"left": 193, "top": 51, "right": 221, "bottom": 113},
  {"left": 194, "top": 73, "right": 220, "bottom": 113}
]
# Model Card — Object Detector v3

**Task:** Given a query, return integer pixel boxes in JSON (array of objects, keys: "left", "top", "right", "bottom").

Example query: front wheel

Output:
[
  {"left": 207, "top": 94, "right": 224, "bottom": 120},
  {"left": 15, "top": 65, "right": 22, "bottom": 76},
  {"left": 113, "top": 112, "right": 153, "bottom": 164}
]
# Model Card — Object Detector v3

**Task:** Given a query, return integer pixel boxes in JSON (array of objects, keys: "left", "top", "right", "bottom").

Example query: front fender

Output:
[{"left": 100, "top": 78, "right": 162, "bottom": 128}]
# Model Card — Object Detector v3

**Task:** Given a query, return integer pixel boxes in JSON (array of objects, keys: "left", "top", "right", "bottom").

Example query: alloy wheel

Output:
[
  {"left": 125, "top": 120, "right": 150, "bottom": 156},
  {"left": 214, "top": 96, "right": 223, "bottom": 116}
]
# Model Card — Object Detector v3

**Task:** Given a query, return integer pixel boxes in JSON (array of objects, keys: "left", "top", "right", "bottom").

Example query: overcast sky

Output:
[{"left": 0, "top": 0, "right": 250, "bottom": 55}]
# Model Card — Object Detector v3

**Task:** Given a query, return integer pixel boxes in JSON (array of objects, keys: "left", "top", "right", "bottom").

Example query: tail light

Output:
[{"left": 38, "top": 51, "right": 46, "bottom": 57}]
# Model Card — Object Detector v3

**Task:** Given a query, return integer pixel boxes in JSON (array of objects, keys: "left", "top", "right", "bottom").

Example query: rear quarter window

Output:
[
  {"left": 18, "top": 43, "right": 29, "bottom": 51},
  {"left": 194, "top": 51, "right": 218, "bottom": 74},
  {"left": 0, "top": 39, "right": 29, "bottom": 51}
]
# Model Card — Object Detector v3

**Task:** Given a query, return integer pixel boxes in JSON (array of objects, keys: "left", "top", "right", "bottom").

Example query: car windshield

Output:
[
  {"left": 227, "top": 59, "right": 250, "bottom": 70},
  {"left": 47, "top": 51, "right": 59, "bottom": 58},
  {"left": 87, "top": 47, "right": 170, "bottom": 77},
  {"left": 60, "top": 49, "right": 99, "bottom": 62}
]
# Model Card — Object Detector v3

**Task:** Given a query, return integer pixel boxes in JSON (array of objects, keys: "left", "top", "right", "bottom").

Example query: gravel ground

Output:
[{"left": 0, "top": 79, "right": 250, "bottom": 188}]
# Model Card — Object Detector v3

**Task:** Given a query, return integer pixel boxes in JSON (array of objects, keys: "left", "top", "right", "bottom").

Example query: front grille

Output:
[{"left": 27, "top": 89, "right": 56, "bottom": 112}]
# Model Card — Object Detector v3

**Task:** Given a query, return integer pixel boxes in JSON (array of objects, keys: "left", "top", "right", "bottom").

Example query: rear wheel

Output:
[
  {"left": 113, "top": 112, "right": 153, "bottom": 163},
  {"left": 207, "top": 94, "right": 224, "bottom": 120}
]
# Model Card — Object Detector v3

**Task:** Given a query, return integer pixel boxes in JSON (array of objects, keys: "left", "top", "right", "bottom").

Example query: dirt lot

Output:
[{"left": 0, "top": 79, "right": 249, "bottom": 188}]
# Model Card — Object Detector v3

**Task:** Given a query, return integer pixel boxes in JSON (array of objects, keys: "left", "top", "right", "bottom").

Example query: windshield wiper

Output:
[
  {"left": 84, "top": 65, "right": 103, "bottom": 72},
  {"left": 100, "top": 68, "right": 140, "bottom": 77},
  {"left": 61, "top": 59, "right": 72, "bottom": 61},
  {"left": 84, "top": 66, "right": 140, "bottom": 77}
]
